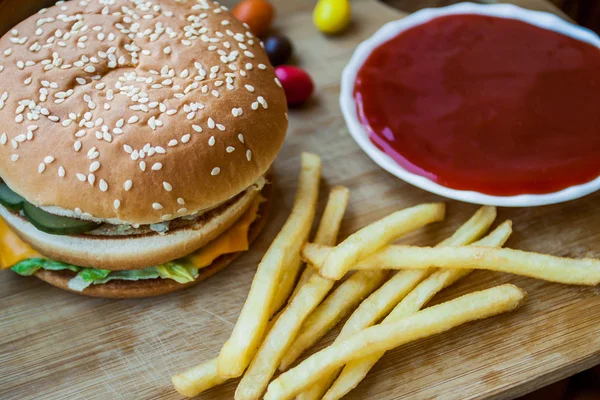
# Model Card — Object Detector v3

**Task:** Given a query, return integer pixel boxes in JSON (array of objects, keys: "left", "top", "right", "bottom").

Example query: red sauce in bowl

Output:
[{"left": 354, "top": 14, "right": 600, "bottom": 196}]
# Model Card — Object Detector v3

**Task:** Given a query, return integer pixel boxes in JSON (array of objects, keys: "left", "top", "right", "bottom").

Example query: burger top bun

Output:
[{"left": 0, "top": 0, "right": 287, "bottom": 225}]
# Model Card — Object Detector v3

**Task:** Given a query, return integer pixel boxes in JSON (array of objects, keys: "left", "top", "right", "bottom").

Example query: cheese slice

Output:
[
  {"left": 0, "top": 196, "right": 261, "bottom": 271},
  {"left": 185, "top": 194, "right": 262, "bottom": 269},
  {"left": 0, "top": 216, "right": 40, "bottom": 269}
]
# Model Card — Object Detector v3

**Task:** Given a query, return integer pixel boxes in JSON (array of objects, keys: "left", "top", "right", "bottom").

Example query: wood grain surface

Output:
[{"left": 1, "top": 1, "right": 599, "bottom": 399}]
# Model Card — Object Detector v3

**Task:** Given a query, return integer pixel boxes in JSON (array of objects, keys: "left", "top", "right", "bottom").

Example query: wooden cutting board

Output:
[{"left": 1, "top": 1, "right": 598, "bottom": 399}]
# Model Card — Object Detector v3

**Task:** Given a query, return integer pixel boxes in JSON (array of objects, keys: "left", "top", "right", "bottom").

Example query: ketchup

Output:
[{"left": 354, "top": 15, "right": 600, "bottom": 196}]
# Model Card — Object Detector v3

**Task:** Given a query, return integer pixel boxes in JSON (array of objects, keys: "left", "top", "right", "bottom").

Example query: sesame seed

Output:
[
  {"left": 151, "top": 162, "right": 162, "bottom": 171},
  {"left": 245, "top": 84, "right": 255, "bottom": 92},
  {"left": 124, "top": 180, "right": 133, "bottom": 191},
  {"left": 89, "top": 161, "right": 100, "bottom": 172},
  {"left": 139, "top": 161, "right": 146, "bottom": 171},
  {"left": 238, "top": 133, "right": 245, "bottom": 143},
  {"left": 76, "top": 173, "right": 86, "bottom": 182},
  {"left": 44, "top": 156, "right": 54, "bottom": 164},
  {"left": 58, "top": 166, "right": 65, "bottom": 177},
  {"left": 207, "top": 118, "right": 215, "bottom": 129},
  {"left": 113, "top": 200, "right": 120, "bottom": 209},
  {"left": 88, "top": 174, "right": 96, "bottom": 185},
  {"left": 11, "top": 154, "right": 19, "bottom": 162},
  {"left": 99, "top": 179, "right": 108, "bottom": 192},
  {"left": 274, "top": 77, "right": 282, "bottom": 87},
  {"left": 226, "top": 146, "right": 235, "bottom": 153},
  {"left": 211, "top": 167, "right": 220, "bottom": 176},
  {"left": 216, "top": 124, "right": 225, "bottom": 131},
  {"left": 258, "top": 96, "right": 268, "bottom": 109},
  {"left": 192, "top": 124, "right": 202, "bottom": 132},
  {"left": 258, "top": 63, "right": 267, "bottom": 70},
  {"left": 208, "top": 136, "right": 216, "bottom": 146},
  {"left": 163, "top": 182, "right": 172, "bottom": 191},
  {"left": 152, "top": 203, "right": 163, "bottom": 210},
  {"left": 168, "top": 139, "right": 178, "bottom": 147},
  {"left": 181, "top": 134, "right": 191, "bottom": 143},
  {"left": 246, "top": 150, "right": 252, "bottom": 161}
]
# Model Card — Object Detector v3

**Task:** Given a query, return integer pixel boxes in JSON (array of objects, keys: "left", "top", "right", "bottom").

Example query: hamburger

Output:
[{"left": 0, "top": 0, "right": 287, "bottom": 297}]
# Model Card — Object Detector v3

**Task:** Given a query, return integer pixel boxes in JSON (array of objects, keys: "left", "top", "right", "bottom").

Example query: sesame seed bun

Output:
[
  {"left": 0, "top": 177, "right": 266, "bottom": 270},
  {"left": 32, "top": 180, "right": 271, "bottom": 298},
  {"left": 0, "top": 0, "right": 287, "bottom": 225}
]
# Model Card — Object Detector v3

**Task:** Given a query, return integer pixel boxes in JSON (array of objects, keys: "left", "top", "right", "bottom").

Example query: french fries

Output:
[
  {"left": 300, "top": 206, "right": 497, "bottom": 399},
  {"left": 234, "top": 186, "right": 349, "bottom": 400},
  {"left": 283, "top": 186, "right": 350, "bottom": 309},
  {"left": 319, "top": 203, "right": 446, "bottom": 280},
  {"left": 217, "top": 153, "right": 322, "bottom": 378},
  {"left": 265, "top": 284, "right": 527, "bottom": 400},
  {"left": 278, "top": 270, "right": 388, "bottom": 371},
  {"left": 171, "top": 156, "right": 587, "bottom": 400},
  {"left": 172, "top": 358, "right": 225, "bottom": 397},
  {"left": 324, "top": 221, "right": 513, "bottom": 400},
  {"left": 340, "top": 206, "right": 497, "bottom": 337}
]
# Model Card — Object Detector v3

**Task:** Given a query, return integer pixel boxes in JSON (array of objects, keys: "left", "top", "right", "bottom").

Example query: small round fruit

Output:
[
  {"left": 313, "top": 0, "right": 351, "bottom": 35},
  {"left": 232, "top": 0, "right": 275, "bottom": 38},
  {"left": 275, "top": 65, "right": 314, "bottom": 106},
  {"left": 264, "top": 34, "right": 293, "bottom": 66}
]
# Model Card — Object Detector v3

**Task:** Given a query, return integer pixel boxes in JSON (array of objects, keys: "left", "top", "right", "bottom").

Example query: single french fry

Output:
[
  {"left": 343, "top": 245, "right": 600, "bottom": 285},
  {"left": 313, "top": 186, "right": 351, "bottom": 246},
  {"left": 217, "top": 153, "right": 322, "bottom": 378},
  {"left": 324, "top": 221, "right": 512, "bottom": 400},
  {"left": 172, "top": 358, "right": 226, "bottom": 398},
  {"left": 299, "top": 206, "right": 497, "bottom": 400},
  {"left": 319, "top": 203, "right": 446, "bottom": 280},
  {"left": 265, "top": 284, "right": 527, "bottom": 400},
  {"left": 438, "top": 206, "right": 497, "bottom": 246},
  {"left": 269, "top": 254, "right": 304, "bottom": 315},
  {"left": 234, "top": 187, "right": 350, "bottom": 400},
  {"left": 278, "top": 270, "right": 388, "bottom": 372},
  {"left": 271, "top": 186, "right": 350, "bottom": 313}
]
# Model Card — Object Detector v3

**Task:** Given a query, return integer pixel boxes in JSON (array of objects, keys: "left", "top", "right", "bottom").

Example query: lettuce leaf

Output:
[
  {"left": 11, "top": 258, "right": 199, "bottom": 291},
  {"left": 11, "top": 258, "right": 80, "bottom": 276}
]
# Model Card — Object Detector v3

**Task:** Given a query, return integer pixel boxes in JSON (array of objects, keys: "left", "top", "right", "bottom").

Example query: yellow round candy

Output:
[{"left": 313, "top": 0, "right": 351, "bottom": 35}]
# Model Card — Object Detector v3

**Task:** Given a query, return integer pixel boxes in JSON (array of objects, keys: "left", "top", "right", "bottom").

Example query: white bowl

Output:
[{"left": 340, "top": 2, "right": 600, "bottom": 207}]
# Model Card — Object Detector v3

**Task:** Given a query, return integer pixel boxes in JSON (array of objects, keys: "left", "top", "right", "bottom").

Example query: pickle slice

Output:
[
  {"left": 23, "top": 202, "right": 101, "bottom": 235},
  {"left": 0, "top": 183, "right": 25, "bottom": 211}
]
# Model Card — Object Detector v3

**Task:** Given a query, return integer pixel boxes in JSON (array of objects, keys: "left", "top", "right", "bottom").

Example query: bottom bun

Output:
[{"left": 33, "top": 179, "right": 272, "bottom": 299}]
